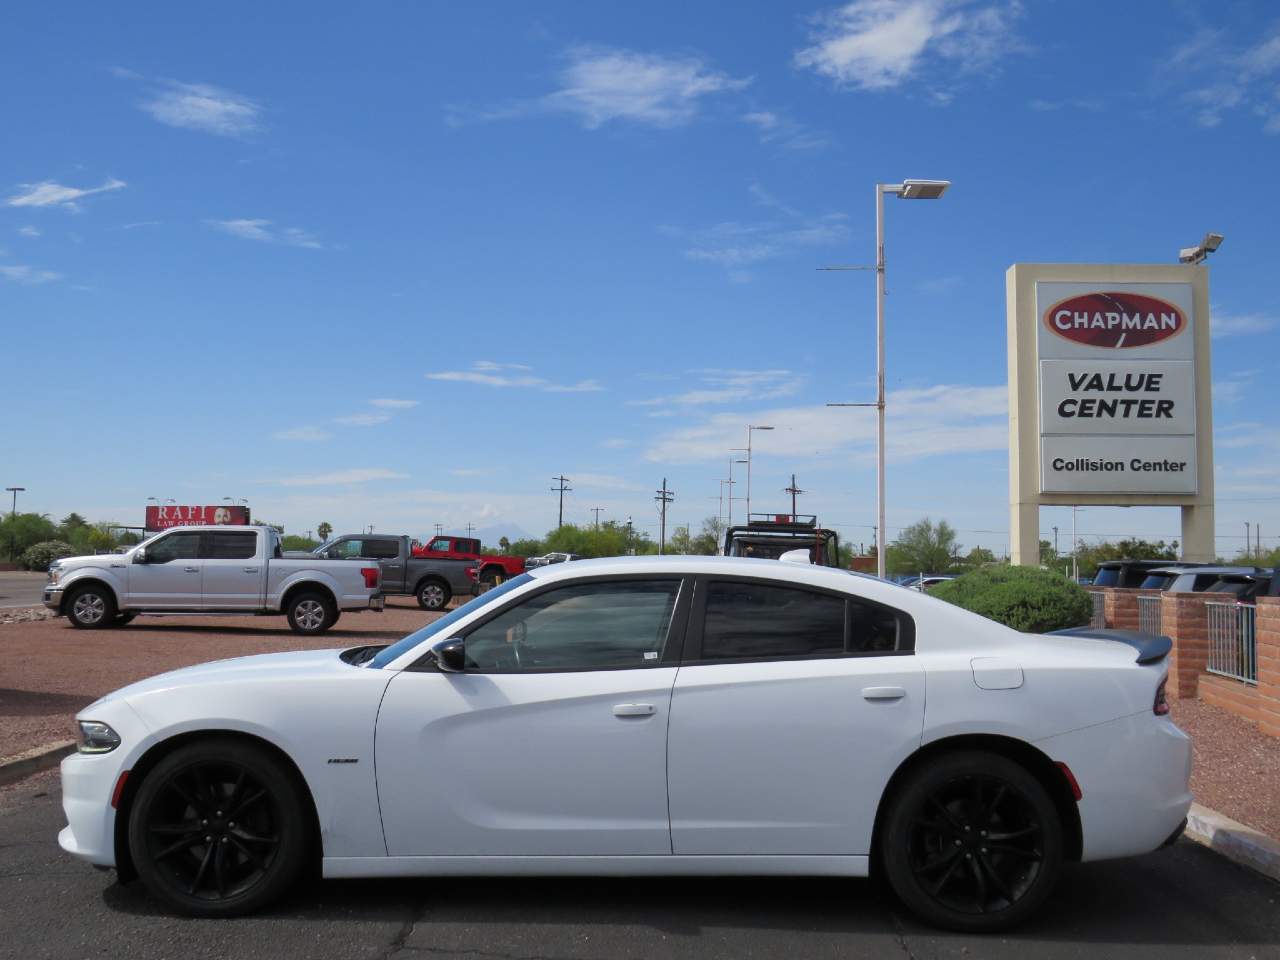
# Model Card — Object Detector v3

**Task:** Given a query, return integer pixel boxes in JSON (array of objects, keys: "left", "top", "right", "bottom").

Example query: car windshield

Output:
[{"left": 366, "top": 573, "right": 534, "bottom": 669}]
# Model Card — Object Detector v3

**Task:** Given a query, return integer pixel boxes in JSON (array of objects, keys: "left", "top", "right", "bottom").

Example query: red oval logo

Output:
[{"left": 1043, "top": 292, "right": 1187, "bottom": 349}]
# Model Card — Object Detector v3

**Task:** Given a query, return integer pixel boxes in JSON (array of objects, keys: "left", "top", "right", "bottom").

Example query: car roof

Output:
[
  {"left": 1097, "top": 559, "right": 1197, "bottom": 570},
  {"left": 1145, "top": 564, "right": 1263, "bottom": 576}
]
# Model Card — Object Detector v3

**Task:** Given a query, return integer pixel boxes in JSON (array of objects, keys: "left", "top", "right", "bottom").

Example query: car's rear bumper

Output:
[{"left": 1036, "top": 712, "right": 1192, "bottom": 862}]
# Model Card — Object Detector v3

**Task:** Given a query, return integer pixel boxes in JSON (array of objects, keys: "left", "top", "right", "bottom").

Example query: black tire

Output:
[
  {"left": 416, "top": 578, "right": 451, "bottom": 611},
  {"left": 115, "top": 612, "right": 139, "bottom": 626},
  {"left": 881, "top": 751, "right": 1063, "bottom": 933},
  {"left": 285, "top": 591, "right": 336, "bottom": 635},
  {"left": 127, "top": 738, "right": 309, "bottom": 917},
  {"left": 479, "top": 566, "right": 503, "bottom": 588},
  {"left": 65, "top": 583, "right": 117, "bottom": 629}
]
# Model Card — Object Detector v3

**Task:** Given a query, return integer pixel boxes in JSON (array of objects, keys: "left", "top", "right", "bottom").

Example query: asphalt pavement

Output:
[
  {"left": 1, "top": 771, "right": 1278, "bottom": 960},
  {"left": 0, "top": 570, "right": 46, "bottom": 608}
]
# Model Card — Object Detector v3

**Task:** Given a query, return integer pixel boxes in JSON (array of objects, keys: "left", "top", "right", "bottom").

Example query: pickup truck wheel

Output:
[
  {"left": 286, "top": 592, "right": 336, "bottom": 635},
  {"left": 66, "top": 584, "right": 117, "bottom": 629},
  {"left": 416, "top": 579, "right": 451, "bottom": 611},
  {"left": 479, "top": 567, "right": 503, "bottom": 588}
]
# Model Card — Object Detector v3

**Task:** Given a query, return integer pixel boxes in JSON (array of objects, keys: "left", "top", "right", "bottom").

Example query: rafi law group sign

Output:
[{"left": 1006, "top": 264, "right": 1215, "bottom": 565}]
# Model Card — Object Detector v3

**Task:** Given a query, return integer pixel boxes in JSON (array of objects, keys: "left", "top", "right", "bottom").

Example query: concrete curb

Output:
[
  {"left": 1186, "top": 802, "right": 1280, "bottom": 884},
  {"left": 0, "top": 740, "right": 75, "bottom": 787}
]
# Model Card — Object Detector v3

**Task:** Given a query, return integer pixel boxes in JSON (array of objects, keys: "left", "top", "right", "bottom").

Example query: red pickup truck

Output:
[{"left": 411, "top": 535, "right": 526, "bottom": 586}]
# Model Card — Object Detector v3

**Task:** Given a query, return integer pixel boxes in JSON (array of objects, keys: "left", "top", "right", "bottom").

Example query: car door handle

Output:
[
  {"left": 184, "top": 566, "right": 199, "bottom": 573},
  {"left": 862, "top": 686, "right": 906, "bottom": 701},
  {"left": 243, "top": 567, "right": 259, "bottom": 573},
  {"left": 612, "top": 703, "right": 656, "bottom": 717}
]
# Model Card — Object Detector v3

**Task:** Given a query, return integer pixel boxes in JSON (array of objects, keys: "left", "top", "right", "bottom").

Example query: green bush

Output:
[
  {"left": 929, "top": 565, "right": 1092, "bottom": 633},
  {"left": 21, "top": 540, "right": 77, "bottom": 572}
]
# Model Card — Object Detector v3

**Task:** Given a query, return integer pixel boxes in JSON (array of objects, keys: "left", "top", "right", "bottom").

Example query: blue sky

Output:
[{"left": 2, "top": 1, "right": 1279, "bottom": 556}]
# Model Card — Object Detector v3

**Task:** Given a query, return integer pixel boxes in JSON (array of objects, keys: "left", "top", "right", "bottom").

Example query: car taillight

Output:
[
  {"left": 1055, "top": 761, "right": 1083, "bottom": 801},
  {"left": 1154, "top": 676, "right": 1170, "bottom": 716},
  {"left": 361, "top": 567, "right": 380, "bottom": 589}
]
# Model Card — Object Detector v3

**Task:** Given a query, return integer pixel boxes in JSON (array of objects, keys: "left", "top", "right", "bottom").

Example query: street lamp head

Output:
[
  {"left": 898, "top": 179, "right": 951, "bottom": 200},
  {"left": 1178, "top": 231, "right": 1224, "bottom": 264},
  {"left": 752, "top": 425, "right": 775, "bottom": 431}
]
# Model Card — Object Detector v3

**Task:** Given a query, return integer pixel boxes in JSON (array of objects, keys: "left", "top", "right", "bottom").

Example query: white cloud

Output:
[
  {"left": 275, "top": 426, "right": 330, "bottom": 441},
  {"left": 545, "top": 47, "right": 750, "bottom": 128},
  {"left": 795, "top": 0, "right": 1023, "bottom": 94},
  {"left": 1213, "top": 369, "right": 1256, "bottom": 405},
  {"left": 570, "top": 473, "right": 646, "bottom": 492},
  {"left": 277, "top": 468, "right": 409, "bottom": 487},
  {"left": 6, "top": 177, "right": 126, "bottom": 211},
  {"left": 0, "top": 264, "right": 62, "bottom": 284},
  {"left": 369, "top": 398, "right": 420, "bottom": 409},
  {"left": 632, "top": 368, "right": 804, "bottom": 409},
  {"left": 209, "top": 219, "right": 323, "bottom": 249},
  {"left": 1168, "top": 28, "right": 1280, "bottom": 133},
  {"left": 1212, "top": 309, "right": 1277, "bottom": 339},
  {"left": 426, "top": 361, "right": 604, "bottom": 393},
  {"left": 601, "top": 437, "right": 631, "bottom": 449},
  {"left": 334, "top": 413, "right": 392, "bottom": 426},
  {"left": 742, "top": 110, "right": 827, "bottom": 150},
  {"left": 142, "top": 81, "right": 261, "bottom": 137},
  {"left": 645, "top": 383, "right": 1007, "bottom": 463},
  {"left": 17, "top": 226, "right": 40, "bottom": 237}
]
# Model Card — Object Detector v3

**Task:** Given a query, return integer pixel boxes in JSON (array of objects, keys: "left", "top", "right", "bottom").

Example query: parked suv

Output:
[
  {"left": 1138, "top": 565, "right": 1266, "bottom": 593},
  {"left": 412, "top": 535, "right": 526, "bottom": 586},
  {"left": 1092, "top": 559, "right": 1203, "bottom": 588}
]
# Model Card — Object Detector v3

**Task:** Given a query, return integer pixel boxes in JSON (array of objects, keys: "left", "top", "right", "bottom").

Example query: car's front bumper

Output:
[
  {"left": 42, "top": 585, "right": 63, "bottom": 611},
  {"left": 59, "top": 751, "right": 125, "bottom": 868}
]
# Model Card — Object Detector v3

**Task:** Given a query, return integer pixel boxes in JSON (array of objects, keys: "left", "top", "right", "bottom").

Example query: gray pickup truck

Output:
[{"left": 311, "top": 533, "right": 474, "bottom": 610}]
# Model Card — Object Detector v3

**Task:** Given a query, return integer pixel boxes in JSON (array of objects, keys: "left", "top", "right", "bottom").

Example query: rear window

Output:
[
  {"left": 207, "top": 532, "right": 257, "bottom": 560},
  {"left": 364, "top": 539, "right": 400, "bottom": 560},
  {"left": 1139, "top": 574, "right": 1173, "bottom": 590},
  {"left": 1093, "top": 567, "right": 1120, "bottom": 587}
]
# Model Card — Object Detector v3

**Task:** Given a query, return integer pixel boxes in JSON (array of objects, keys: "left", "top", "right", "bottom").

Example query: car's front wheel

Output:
[
  {"left": 881, "top": 751, "right": 1063, "bottom": 933},
  {"left": 65, "top": 584, "right": 117, "bottom": 629},
  {"left": 127, "top": 738, "right": 309, "bottom": 917}
]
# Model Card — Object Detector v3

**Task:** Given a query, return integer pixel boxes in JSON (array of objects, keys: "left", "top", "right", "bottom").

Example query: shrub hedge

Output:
[
  {"left": 20, "top": 540, "right": 76, "bottom": 572},
  {"left": 928, "top": 565, "right": 1092, "bottom": 633}
]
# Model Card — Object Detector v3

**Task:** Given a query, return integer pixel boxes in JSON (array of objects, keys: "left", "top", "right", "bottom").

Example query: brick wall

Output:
[
  {"left": 1256, "top": 597, "right": 1280, "bottom": 737},
  {"left": 1161, "top": 592, "right": 1210, "bottom": 699}
]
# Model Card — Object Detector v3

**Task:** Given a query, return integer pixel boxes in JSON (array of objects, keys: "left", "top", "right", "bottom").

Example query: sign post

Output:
[{"left": 1007, "top": 263, "right": 1215, "bottom": 566}]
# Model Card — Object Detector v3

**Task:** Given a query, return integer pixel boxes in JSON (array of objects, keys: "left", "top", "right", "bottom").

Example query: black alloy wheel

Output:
[
  {"left": 128, "top": 739, "right": 307, "bottom": 917},
  {"left": 882, "top": 751, "right": 1063, "bottom": 932}
]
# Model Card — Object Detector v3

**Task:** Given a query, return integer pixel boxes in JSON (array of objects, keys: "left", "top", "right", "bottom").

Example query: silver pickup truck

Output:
[{"left": 43, "top": 525, "right": 383, "bottom": 635}]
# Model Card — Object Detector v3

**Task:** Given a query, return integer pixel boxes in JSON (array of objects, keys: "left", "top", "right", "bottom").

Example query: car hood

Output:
[
  {"left": 85, "top": 648, "right": 349, "bottom": 710},
  {"left": 57, "top": 553, "right": 123, "bottom": 569}
]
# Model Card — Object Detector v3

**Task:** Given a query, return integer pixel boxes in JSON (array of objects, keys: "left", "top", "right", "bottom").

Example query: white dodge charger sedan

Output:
[{"left": 59, "top": 556, "right": 1191, "bottom": 931}]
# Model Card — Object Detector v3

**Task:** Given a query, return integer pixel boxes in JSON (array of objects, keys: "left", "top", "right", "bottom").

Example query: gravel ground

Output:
[
  {"left": 4, "top": 609, "right": 1278, "bottom": 844},
  {"left": 1170, "top": 697, "right": 1280, "bottom": 840},
  {"left": 0, "top": 597, "right": 444, "bottom": 759}
]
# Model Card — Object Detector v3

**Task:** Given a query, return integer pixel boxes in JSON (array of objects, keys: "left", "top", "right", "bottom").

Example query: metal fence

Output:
[
  {"left": 1090, "top": 592, "right": 1106, "bottom": 629},
  {"left": 1206, "top": 601, "right": 1258, "bottom": 685},
  {"left": 1137, "top": 595, "right": 1163, "bottom": 636}
]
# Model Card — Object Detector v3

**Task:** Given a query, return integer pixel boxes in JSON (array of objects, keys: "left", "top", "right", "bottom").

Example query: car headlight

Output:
[
  {"left": 48, "top": 564, "right": 61, "bottom": 585},
  {"left": 76, "top": 721, "right": 121, "bottom": 754}
]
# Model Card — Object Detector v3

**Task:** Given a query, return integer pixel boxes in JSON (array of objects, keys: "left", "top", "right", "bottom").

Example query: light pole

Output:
[
  {"left": 727, "top": 457, "right": 748, "bottom": 527},
  {"left": 872, "top": 180, "right": 950, "bottom": 579},
  {"left": 1245, "top": 522, "right": 1251, "bottom": 561},
  {"left": 5, "top": 486, "right": 24, "bottom": 561},
  {"left": 745, "top": 425, "right": 774, "bottom": 520}
]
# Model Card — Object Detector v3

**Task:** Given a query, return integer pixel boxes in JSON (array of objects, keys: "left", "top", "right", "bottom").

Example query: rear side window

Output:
[
  {"left": 1093, "top": 567, "right": 1120, "bottom": 587},
  {"left": 206, "top": 532, "right": 257, "bottom": 560},
  {"left": 364, "top": 539, "right": 400, "bottom": 559},
  {"left": 702, "top": 582, "right": 846, "bottom": 661}
]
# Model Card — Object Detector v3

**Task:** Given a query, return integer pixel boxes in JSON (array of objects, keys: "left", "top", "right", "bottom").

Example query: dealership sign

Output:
[
  {"left": 1035, "top": 281, "right": 1197, "bottom": 495},
  {"left": 145, "top": 504, "right": 251, "bottom": 530}
]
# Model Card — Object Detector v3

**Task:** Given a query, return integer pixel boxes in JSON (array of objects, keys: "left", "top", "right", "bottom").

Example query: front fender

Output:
[{"left": 57, "top": 567, "right": 126, "bottom": 609}]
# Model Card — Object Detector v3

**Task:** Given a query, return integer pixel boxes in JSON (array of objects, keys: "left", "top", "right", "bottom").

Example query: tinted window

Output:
[
  {"left": 464, "top": 580, "right": 680, "bottom": 672},
  {"left": 147, "top": 532, "right": 202, "bottom": 564},
  {"left": 702, "top": 582, "right": 845, "bottom": 661},
  {"left": 329, "top": 539, "right": 366, "bottom": 559},
  {"left": 1139, "top": 574, "right": 1172, "bottom": 590},
  {"left": 1093, "top": 567, "right": 1120, "bottom": 587},
  {"left": 364, "top": 539, "right": 400, "bottom": 559},
  {"left": 206, "top": 532, "right": 257, "bottom": 560}
]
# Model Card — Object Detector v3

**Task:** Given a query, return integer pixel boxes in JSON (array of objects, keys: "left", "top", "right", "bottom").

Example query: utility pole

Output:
[
  {"left": 551, "top": 475, "right": 572, "bottom": 528},
  {"left": 465, "top": 522, "right": 475, "bottom": 539},
  {"left": 784, "top": 474, "right": 805, "bottom": 520},
  {"left": 1053, "top": 526, "right": 1058, "bottom": 559},
  {"left": 5, "top": 487, "right": 24, "bottom": 561},
  {"left": 591, "top": 507, "right": 603, "bottom": 529},
  {"left": 433, "top": 522, "right": 443, "bottom": 537},
  {"left": 654, "top": 478, "right": 674, "bottom": 555},
  {"left": 625, "top": 516, "right": 633, "bottom": 555},
  {"left": 1245, "top": 522, "right": 1251, "bottom": 561}
]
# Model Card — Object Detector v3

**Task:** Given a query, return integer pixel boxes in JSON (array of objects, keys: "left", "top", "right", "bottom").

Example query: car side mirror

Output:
[
  {"left": 133, "top": 549, "right": 148, "bottom": 564},
  {"left": 429, "top": 638, "right": 466, "bottom": 673}
]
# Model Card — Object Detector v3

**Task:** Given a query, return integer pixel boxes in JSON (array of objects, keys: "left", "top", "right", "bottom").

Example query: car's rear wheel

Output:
[
  {"left": 479, "top": 567, "right": 503, "bottom": 588},
  {"left": 286, "top": 591, "right": 336, "bottom": 635},
  {"left": 416, "top": 578, "right": 451, "bottom": 611},
  {"left": 66, "top": 584, "right": 117, "bottom": 629},
  {"left": 881, "top": 751, "right": 1063, "bottom": 933},
  {"left": 127, "top": 739, "right": 308, "bottom": 917}
]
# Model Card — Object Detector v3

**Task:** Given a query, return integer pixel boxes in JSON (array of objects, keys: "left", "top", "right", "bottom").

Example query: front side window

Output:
[
  {"left": 428, "top": 537, "right": 452, "bottom": 553},
  {"left": 146, "top": 532, "right": 202, "bottom": 564},
  {"left": 206, "top": 532, "right": 257, "bottom": 560},
  {"left": 464, "top": 580, "right": 681, "bottom": 672},
  {"left": 329, "top": 539, "right": 366, "bottom": 559}
]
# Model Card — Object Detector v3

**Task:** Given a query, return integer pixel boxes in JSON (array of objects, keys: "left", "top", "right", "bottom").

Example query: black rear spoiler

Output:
[{"left": 1049, "top": 627, "right": 1173, "bottom": 664}]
